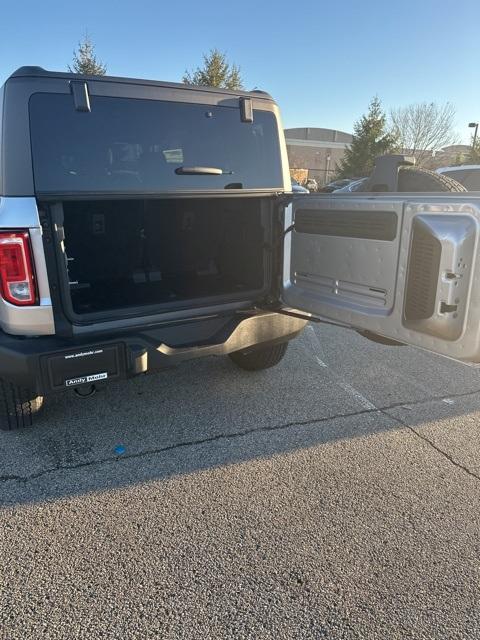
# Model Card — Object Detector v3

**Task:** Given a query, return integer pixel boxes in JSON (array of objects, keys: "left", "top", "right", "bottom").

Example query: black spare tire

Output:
[
  {"left": 396, "top": 166, "right": 467, "bottom": 192},
  {"left": 361, "top": 166, "right": 467, "bottom": 193}
]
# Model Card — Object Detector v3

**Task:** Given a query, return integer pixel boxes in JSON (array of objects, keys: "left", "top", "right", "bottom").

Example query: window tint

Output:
[
  {"left": 29, "top": 93, "right": 283, "bottom": 193},
  {"left": 444, "top": 169, "right": 480, "bottom": 190}
]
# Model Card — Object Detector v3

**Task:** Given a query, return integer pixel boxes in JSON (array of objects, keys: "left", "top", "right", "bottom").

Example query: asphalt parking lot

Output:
[{"left": 1, "top": 322, "right": 480, "bottom": 639}]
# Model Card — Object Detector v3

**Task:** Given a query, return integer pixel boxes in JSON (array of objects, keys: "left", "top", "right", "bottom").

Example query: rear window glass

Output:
[
  {"left": 444, "top": 169, "right": 480, "bottom": 190},
  {"left": 29, "top": 93, "right": 283, "bottom": 193}
]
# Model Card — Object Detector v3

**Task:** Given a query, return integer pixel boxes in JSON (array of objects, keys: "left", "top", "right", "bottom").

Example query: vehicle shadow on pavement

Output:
[{"left": 2, "top": 324, "right": 480, "bottom": 506}]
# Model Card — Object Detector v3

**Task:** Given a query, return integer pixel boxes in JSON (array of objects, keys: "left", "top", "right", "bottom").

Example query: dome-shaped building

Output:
[{"left": 285, "top": 127, "right": 353, "bottom": 186}]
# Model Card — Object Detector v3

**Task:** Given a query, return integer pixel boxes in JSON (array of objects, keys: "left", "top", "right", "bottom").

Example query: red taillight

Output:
[{"left": 0, "top": 232, "right": 37, "bottom": 306}]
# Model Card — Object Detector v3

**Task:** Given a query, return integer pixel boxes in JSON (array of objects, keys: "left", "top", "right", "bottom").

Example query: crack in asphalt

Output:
[
  {"left": 0, "top": 405, "right": 377, "bottom": 485},
  {"left": 303, "top": 324, "right": 480, "bottom": 482},
  {"left": 379, "top": 407, "right": 480, "bottom": 483},
  {"left": 407, "top": 425, "right": 480, "bottom": 482},
  {"left": 2, "top": 385, "right": 480, "bottom": 486}
]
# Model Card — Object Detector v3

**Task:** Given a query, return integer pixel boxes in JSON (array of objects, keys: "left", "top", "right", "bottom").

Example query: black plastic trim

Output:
[
  {"left": 0, "top": 311, "right": 305, "bottom": 395},
  {"left": 34, "top": 190, "right": 285, "bottom": 201},
  {"left": 70, "top": 81, "right": 91, "bottom": 112},
  {"left": 294, "top": 209, "right": 398, "bottom": 241},
  {"left": 240, "top": 97, "right": 253, "bottom": 123},
  {"left": 9, "top": 66, "right": 274, "bottom": 101},
  {"left": 404, "top": 217, "right": 442, "bottom": 321}
]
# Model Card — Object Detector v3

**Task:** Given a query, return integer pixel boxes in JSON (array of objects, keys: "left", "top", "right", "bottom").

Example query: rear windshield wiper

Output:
[{"left": 175, "top": 166, "right": 233, "bottom": 176}]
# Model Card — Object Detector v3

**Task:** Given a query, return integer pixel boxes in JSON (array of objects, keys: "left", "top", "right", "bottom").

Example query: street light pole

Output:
[{"left": 469, "top": 122, "right": 479, "bottom": 150}]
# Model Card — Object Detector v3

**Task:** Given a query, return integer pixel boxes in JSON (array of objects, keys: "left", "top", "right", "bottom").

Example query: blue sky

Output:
[{"left": 1, "top": 0, "right": 478, "bottom": 142}]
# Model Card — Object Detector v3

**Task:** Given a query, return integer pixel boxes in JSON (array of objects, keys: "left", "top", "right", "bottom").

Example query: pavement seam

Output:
[
  {"left": 2, "top": 387, "right": 480, "bottom": 487},
  {"left": 0, "top": 405, "right": 378, "bottom": 485}
]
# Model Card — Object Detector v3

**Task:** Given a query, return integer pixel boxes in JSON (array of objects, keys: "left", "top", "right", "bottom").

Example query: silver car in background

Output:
[{"left": 436, "top": 165, "right": 480, "bottom": 190}]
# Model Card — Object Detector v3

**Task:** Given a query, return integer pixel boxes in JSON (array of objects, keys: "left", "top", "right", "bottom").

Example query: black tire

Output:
[
  {"left": 397, "top": 166, "right": 467, "bottom": 192},
  {"left": 360, "top": 166, "right": 467, "bottom": 193},
  {"left": 0, "top": 380, "right": 44, "bottom": 431},
  {"left": 229, "top": 341, "right": 289, "bottom": 371}
]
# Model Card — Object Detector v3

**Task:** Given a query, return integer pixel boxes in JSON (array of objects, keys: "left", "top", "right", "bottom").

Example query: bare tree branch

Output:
[{"left": 390, "top": 102, "right": 458, "bottom": 166}]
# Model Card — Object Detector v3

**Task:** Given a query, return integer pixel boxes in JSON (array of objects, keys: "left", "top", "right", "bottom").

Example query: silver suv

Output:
[{"left": 1, "top": 66, "right": 480, "bottom": 430}]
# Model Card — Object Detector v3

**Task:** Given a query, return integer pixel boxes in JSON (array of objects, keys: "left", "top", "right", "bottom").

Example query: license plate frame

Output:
[{"left": 42, "top": 343, "right": 125, "bottom": 391}]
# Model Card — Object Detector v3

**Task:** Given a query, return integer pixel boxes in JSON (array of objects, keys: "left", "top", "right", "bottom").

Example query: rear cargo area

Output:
[{"left": 60, "top": 198, "right": 270, "bottom": 316}]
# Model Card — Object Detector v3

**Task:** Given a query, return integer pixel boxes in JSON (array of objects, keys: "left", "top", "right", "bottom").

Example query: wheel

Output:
[
  {"left": 397, "top": 166, "right": 467, "bottom": 192},
  {"left": 229, "top": 342, "right": 289, "bottom": 371},
  {"left": 0, "top": 379, "right": 44, "bottom": 431},
  {"left": 361, "top": 166, "right": 467, "bottom": 193}
]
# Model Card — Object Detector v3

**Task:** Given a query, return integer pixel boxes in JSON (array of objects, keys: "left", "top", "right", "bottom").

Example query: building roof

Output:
[{"left": 285, "top": 127, "right": 353, "bottom": 144}]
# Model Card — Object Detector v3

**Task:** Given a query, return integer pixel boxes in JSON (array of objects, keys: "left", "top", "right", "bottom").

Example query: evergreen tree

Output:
[
  {"left": 337, "top": 97, "right": 397, "bottom": 178},
  {"left": 69, "top": 34, "right": 107, "bottom": 76},
  {"left": 183, "top": 49, "right": 243, "bottom": 90}
]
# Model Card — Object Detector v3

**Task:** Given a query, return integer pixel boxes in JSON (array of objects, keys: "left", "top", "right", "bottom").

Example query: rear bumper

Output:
[{"left": 0, "top": 312, "right": 306, "bottom": 395}]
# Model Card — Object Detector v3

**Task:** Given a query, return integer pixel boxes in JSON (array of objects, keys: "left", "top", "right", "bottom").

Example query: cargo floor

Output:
[{"left": 70, "top": 274, "right": 255, "bottom": 314}]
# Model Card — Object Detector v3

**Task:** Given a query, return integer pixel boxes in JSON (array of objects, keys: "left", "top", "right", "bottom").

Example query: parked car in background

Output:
[
  {"left": 333, "top": 177, "right": 368, "bottom": 192},
  {"left": 436, "top": 165, "right": 480, "bottom": 191},
  {"left": 291, "top": 178, "right": 309, "bottom": 193},
  {"left": 319, "top": 178, "right": 353, "bottom": 193}
]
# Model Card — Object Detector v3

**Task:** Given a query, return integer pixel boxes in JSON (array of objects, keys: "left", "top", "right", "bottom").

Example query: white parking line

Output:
[
  {"left": 337, "top": 382, "right": 377, "bottom": 411},
  {"left": 306, "top": 324, "right": 377, "bottom": 410},
  {"left": 306, "top": 325, "right": 328, "bottom": 367}
]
